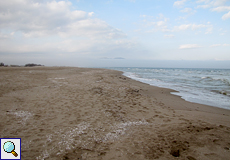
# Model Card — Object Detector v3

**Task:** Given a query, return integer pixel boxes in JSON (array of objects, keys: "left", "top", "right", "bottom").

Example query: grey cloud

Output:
[
  {"left": 0, "top": 0, "right": 134, "bottom": 56},
  {"left": 0, "top": 0, "right": 126, "bottom": 39}
]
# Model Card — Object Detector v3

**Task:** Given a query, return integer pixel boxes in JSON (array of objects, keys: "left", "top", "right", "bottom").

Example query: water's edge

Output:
[{"left": 105, "top": 67, "right": 230, "bottom": 111}]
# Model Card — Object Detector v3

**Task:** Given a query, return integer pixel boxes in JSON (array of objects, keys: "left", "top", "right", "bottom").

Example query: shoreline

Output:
[
  {"left": 115, "top": 67, "right": 230, "bottom": 110},
  {"left": 1, "top": 67, "right": 230, "bottom": 159},
  {"left": 118, "top": 70, "right": 230, "bottom": 127}
]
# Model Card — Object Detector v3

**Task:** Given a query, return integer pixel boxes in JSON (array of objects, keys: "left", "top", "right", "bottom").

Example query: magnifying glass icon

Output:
[{"left": 3, "top": 141, "right": 18, "bottom": 157}]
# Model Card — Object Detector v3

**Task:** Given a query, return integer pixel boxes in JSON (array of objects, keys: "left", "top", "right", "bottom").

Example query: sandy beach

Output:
[{"left": 0, "top": 67, "right": 230, "bottom": 160}]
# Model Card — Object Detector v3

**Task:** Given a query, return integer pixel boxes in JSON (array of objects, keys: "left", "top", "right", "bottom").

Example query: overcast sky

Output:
[{"left": 0, "top": 0, "right": 230, "bottom": 68}]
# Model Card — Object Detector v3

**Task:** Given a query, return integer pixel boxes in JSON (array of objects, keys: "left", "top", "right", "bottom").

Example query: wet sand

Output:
[{"left": 0, "top": 67, "right": 230, "bottom": 160}]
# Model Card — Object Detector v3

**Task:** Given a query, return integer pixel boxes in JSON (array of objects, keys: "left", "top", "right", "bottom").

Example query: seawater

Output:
[{"left": 108, "top": 67, "right": 230, "bottom": 110}]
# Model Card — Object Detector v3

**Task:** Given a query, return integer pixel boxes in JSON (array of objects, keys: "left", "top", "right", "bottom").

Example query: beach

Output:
[{"left": 0, "top": 67, "right": 230, "bottom": 160}]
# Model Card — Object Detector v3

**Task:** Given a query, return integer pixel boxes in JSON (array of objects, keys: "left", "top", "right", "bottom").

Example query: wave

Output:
[
  {"left": 212, "top": 90, "right": 230, "bottom": 96},
  {"left": 200, "top": 77, "right": 230, "bottom": 86},
  {"left": 117, "top": 67, "right": 230, "bottom": 110}
]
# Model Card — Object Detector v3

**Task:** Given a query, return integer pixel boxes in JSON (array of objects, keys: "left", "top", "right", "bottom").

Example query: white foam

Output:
[{"left": 121, "top": 68, "right": 230, "bottom": 110}]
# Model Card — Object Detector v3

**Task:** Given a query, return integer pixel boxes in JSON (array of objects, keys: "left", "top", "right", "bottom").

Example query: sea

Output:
[{"left": 107, "top": 67, "right": 230, "bottom": 110}]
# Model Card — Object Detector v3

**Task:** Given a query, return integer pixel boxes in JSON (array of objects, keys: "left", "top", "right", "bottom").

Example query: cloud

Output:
[
  {"left": 222, "top": 11, "right": 230, "bottom": 19},
  {"left": 164, "top": 34, "right": 175, "bottom": 38},
  {"left": 196, "top": 0, "right": 230, "bottom": 20},
  {"left": 180, "top": 8, "right": 193, "bottom": 13},
  {"left": 211, "top": 6, "right": 230, "bottom": 12},
  {"left": 196, "top": 0, "right": 210, "bottom": 3},
  {"left": 212, "top": 0, "right": 228, "bottom": 6},
  {"left": 180, "top": 8, "right": 197, "bottom": 15},
  {"left": 197, "top": 4, "right": 211, "bottom": 8},
  {"left": 142, "top": 14, "right": 170, "bottom": 33},
  {"left": 140, "top": 15, "right": 147, "bottom": 18},
  {"left": 0, "top": 32, "right": 10, "bottom": 39},
  {"left": 0, "top": 0, "right": 134, "bottom": 55},
  {"left": 0, "top": 0, "right": 126, "bottom": 39},
  {"left": 142, "top": 14, "right": 213, "bottom": 34},
  {"left": 180, "top": 43, "right": 229, "bottom": 49},
  {"left": 210, "top": 44, "right": 222, "bottom": 47},
  {"left": 179, "top": 44, "right": 202, "bottom": 49},
  {"left": 211, "top": 6, "right": 230, "bottom": 20},
  {"left": 173, "top": 23, "right": 213, "bottom": 34},
  {"left": 210, "top": 44, "right": 230, "bottom": 47},
  {"left": 196, "top": 0, "right": 228, "bottom": 8},
  {"left": 205, "top": 26, "right": 213, "bottom": 34},
  {"left": 173, "top": 0, "right": 187, "bottom": 8}
]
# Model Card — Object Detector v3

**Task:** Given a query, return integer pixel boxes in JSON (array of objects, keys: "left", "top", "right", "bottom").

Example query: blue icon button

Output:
[{"left": 3, "top": 141, "right": 18, "bottom": 157}]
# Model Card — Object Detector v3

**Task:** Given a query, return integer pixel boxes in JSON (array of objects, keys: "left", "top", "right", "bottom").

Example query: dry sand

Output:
[{"left": 0, "top": 67, "right": 230, "bottom": 160}]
